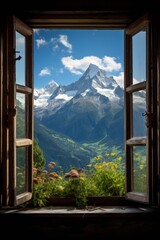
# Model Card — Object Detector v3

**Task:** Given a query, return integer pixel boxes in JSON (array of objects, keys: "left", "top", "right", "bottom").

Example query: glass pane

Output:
[
  {"left": 132, "top": 146, "right": 147, "bottom": 193},
  {"left": 16, "top": 31, "right": 26, "bottom": 86},
  {"left": 133, "top": 90, "right": 146, "bottom": 137},
  {"left": 16, "top": 147, "right": 27, "bottom": 195},
  {"left": 16, "top": 92, "right": 26, "bottom": 138},
  {"left": 132, "top": 29, "right": 146, "bottom": 83}
]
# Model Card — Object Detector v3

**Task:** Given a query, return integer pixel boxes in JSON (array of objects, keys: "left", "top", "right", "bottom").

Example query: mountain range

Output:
[{"left": 33, "top": 63, "right": 146, "bottom": 170}]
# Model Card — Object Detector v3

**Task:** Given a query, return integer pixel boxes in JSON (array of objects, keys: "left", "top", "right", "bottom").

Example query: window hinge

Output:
[{"left": 142, "top": 111, "right": 153, "bottom": 128}]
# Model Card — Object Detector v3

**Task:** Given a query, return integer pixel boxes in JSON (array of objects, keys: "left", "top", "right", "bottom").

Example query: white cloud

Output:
[
  {"left": 36, "top": 38, "right": 46, "bottom": 48},
  {"left": 114, "top": 72, "right": 124, "bottom": 88},
  {"left": 59, "top": 35, "right": 72, "bottom": 53},
  {"left": 49, "top": 35, "right": 72, "bottom": 53},
  {"left": 103, "top": 56, "right": 121, "bottom": 72},
  {"left": 61, "top": 56, "right": 122, "bottom": 75},
  {"left": 39, "top": 67, "right": 51, "bottom": 76}
]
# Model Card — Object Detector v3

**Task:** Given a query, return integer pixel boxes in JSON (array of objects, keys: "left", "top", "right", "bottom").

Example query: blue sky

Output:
[
  {"left": 15, "top": 29, "right": 146, "bottom": 89},
  {"left": 33, "top": 29, "right": 124, "bottom": 89}
]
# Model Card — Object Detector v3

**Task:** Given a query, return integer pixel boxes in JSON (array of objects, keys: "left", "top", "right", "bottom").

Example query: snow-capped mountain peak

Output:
[
  {"left": 85, "top": 63, "right": 99, "bottom": 78},
  {"left": 45, "top": 80, "right": 59, "bottom": 94},
  {"left": 34, "top": 64, "right": 123, "bottom": 111},
  {"left": 34, "top": 80, "right": 59, "bottom": 108}
]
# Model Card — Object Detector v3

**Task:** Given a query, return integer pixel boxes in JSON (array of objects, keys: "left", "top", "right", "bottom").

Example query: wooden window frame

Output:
[
  {"left": 0, "top": 13, "right": 159, "bottom": 208},
  {"left": 1, "top": 16, "right": 33, "bottom": 207},
  {"left": 125, "top": 16, "right": 159, "bottom": 205}
]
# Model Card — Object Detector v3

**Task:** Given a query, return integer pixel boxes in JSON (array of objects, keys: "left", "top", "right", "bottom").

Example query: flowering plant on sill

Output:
[{"left": 30, "top": 152, "right": 125, "bottom": 209}]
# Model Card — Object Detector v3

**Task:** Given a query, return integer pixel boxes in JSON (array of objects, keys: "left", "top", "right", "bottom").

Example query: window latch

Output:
[
  {"left": 14, "top": 51, "right": 22, "bottom": 61},
  {"left": 15, "top": 55, "right": 22, "bottom": 61}
]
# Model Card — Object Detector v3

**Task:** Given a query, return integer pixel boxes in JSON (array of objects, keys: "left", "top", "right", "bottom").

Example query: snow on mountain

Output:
[
  {"left": 33, "top": 63, "right": 146, "bottom": 146},
  {"left": 89, "top": 68, "right": 120, "bottom": 102},
  {"left": 60, "top": 64, "right": 119, "bottom": 100},
  {"left": 33, "top": 64, "right": 124, "bottom": 119},
  {"left": 34, "top": 80, "right": 59, "bottom": 108},
  {"left": 78, "top": 63, "right": 120, "bottom": 102},
  {"left": 86, "top": 63, "right": 99, "bottom": 78},
  {"left": 96, "top": 87, "right": 120, "bottom": 101},
  {"left": 55, "top": 90, "right": 78, "bottom": 101},
  {"left": 35, "top": 64, "right": 125, "bottom": 124}
]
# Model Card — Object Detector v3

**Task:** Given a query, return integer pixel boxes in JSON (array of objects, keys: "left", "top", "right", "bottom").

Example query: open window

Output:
[
  {"left": 125, "top": 18, "right": 150, "bottom": 203},
  {"left": 125, "top": 16, "right": 158, "bottom": 205},
  {"left": 2, "top": 16, "right": 33, "bottom": 206},
  {"left": 0, "top": 14, "right": 159, "bottom": 207}
]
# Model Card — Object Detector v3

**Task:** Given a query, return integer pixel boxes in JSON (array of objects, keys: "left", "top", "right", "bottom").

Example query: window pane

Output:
[
  {"left": 16, "top": 92, "right": 26, "bottom": 138},
  {"left": 16, "top": 147, "right": 27, "bottom": 195},
  {"left": 132, "top": 29, "right": 146, "bottom": 83},
  {"left": 16, "top": 31, "right": 26, "bottom": 86},
  {"left": 132, "top": 146, "right": 147, "bottom": 193},
  {"left": 133, "top": 90, "right": 146, "bottom": 137}
]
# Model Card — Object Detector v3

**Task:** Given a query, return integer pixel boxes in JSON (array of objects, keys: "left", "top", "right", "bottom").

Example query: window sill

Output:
[
  {"left": 0, "top": 204, "right": 160, "bottom": 238},
  {"left": 0, "top": 205, "right": 156, "bottom": 215},
  {"left": 0, "top": 196, "right": 159, "bottom": 215},
  {"left": 0, "top": 202, "right": 159, "bottom": 218}
]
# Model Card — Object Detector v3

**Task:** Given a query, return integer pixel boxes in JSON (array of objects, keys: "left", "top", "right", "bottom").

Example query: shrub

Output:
[{"left": 30, "top": 152, "right": 125, "bottom": 208}]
